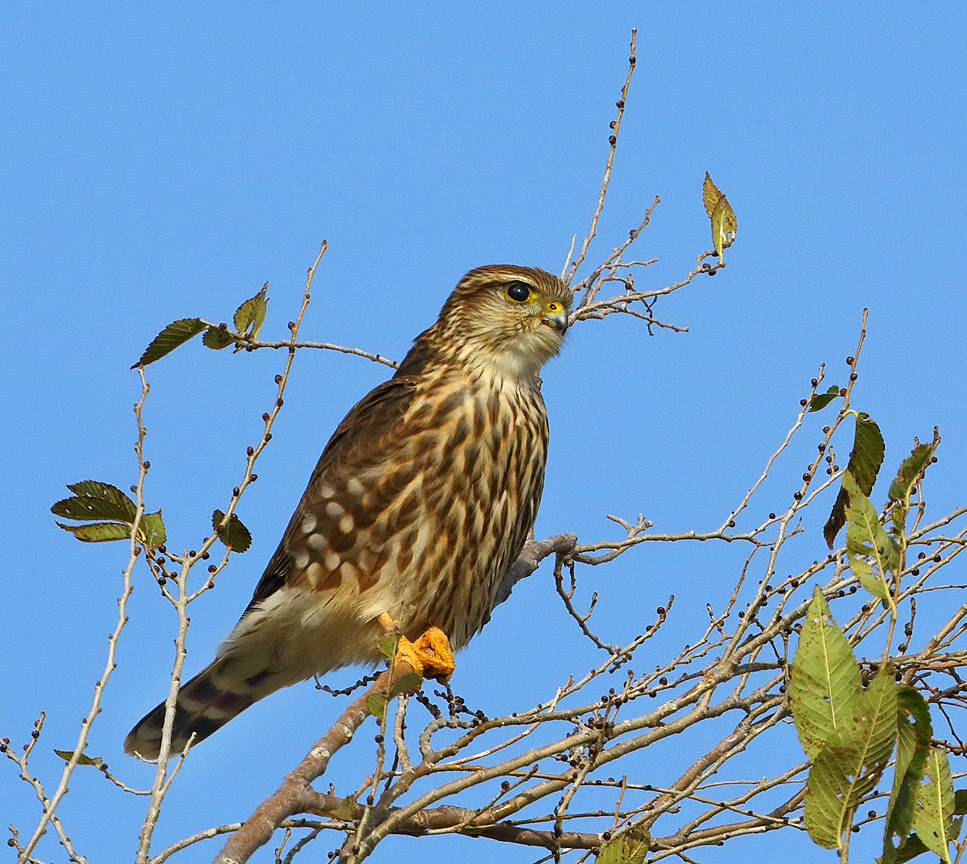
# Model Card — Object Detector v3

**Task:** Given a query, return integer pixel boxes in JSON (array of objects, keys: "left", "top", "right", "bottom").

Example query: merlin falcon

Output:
[{"left": 125, "top": 265, "right": 571, "bottom": 760}]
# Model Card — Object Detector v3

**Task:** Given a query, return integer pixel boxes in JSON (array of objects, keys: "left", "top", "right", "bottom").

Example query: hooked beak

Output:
[{"left": 541, "top": 304, "right": 569, "bottom": 334}]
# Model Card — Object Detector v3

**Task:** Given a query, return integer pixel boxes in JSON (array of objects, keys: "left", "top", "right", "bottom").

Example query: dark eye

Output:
[{"left": 506, "top": 281, "right": 531, "bottom": 302}]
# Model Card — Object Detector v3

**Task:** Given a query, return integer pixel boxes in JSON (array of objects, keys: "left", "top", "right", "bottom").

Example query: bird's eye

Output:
[{"left": 506, "top": 282, "right": 532, "bottom": 303}]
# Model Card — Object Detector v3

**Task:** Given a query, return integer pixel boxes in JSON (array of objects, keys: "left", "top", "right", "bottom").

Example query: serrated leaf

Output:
[
  {"left": 889, "top": 431, "right": 941, "bottom": 505},
  {"left": 377, "top": 635, "right": 397, "bottom": 659},
  {"left": 859, "top": 573, "right": 890, "bottom": 601},
  {"left": 703, "top": 172, "right": 722, "bottom": 217},
  {"left": 233, "top": 284, "right": 268, "bottom": 339},
  {"left": 824, "top": 487, "right": 850, "bottom": 551},
  {"left": 789, "top": 587, "right": 862, "bottom": 761},
  {"left": 884, "top": 688, "right": 935, "bottom": 855},
  {"left": 57, "top": 521, "right": 132, "bottom": 542},
  {"left": 202, "top": 327, "right": 236, "bottom": 350},
  {"left": 913, "top": 748, "right": 955, "bottom": 863},
  {"left": 809, "top": 385, "right": 842, "bottom": 413},
  {"left": 54, "top": 748, "right": 104, "bottom": 768},
  {"left": 851, "top": 413, "right": 886, "bottom": 493},
  {"left": 212, "top": 509, "right": 252, "bottom": 553},
  {"left": 710, "top": 194, "right": 737, "bottom": 259},
  {"left": 824, "top": 413, "right": 886, "bottom": 548},
  {"left": 594, "top": 828, "right": 649, "bottom": 864},
  {"left": 887, "top": 831, "right": 929, "bottom": 863},
  {"left": 952, "top": 815, "right": 964, "bottom": 843},
  {"left": 804, "top": 667, "right": 897, "bottom": 850},
  {"left": 51, "top": 480, "right": 137, "bottom": 523},
  {"left": 132, "top": 318, "right": 207, "bottom": 368},
  {"left": 889, "top": 430, "right": 941, "bottom": 537},
  {"left": 955, "top": 789, "right": 967, "bottom": 816},
  {"left": 366, "top": 693, "right": 386, "bottom": 719},
  {"left": 138, "top": 510, "right": 166, "bottom": 550},
  {"left": 883, "top": 706, "right": 920, "bottom": 858},
  {"left": 390, "top": 672, "right": 423, "bottom": 698},
  {"left": 898, "top": 688, "right": 934, "bottom": 742},
  {"left": 855, "top": 668, "right": 900, "bottom": 769},
  {"left": 844, "top": 474, "right": 899, "bottom": 603}
]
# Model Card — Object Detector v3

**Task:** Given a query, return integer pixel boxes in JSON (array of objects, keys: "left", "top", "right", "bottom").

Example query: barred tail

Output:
[{"left": 123, "top": 655, "right": 283, "bottom": 761}]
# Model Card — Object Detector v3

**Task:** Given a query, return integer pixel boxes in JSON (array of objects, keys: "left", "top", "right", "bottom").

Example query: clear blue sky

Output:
[{"left": 3, "top": 3, "right": 965, "bottom": 862}]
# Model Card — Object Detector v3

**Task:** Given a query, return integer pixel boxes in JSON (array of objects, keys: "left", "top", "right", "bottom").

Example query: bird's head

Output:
[{"left": 415, "top": 265, "right": 572, "bottom": 383}]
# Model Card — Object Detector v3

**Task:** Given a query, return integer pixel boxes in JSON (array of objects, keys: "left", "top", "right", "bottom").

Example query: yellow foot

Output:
[{"left": 377, "top": 613, "right": 455, "bottom": 682}]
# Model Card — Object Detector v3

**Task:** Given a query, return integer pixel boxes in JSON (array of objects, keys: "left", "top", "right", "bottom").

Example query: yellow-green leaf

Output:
[
  {"left": 233, "top": 284, "right": 268, "bottom": 339},
  {"left": 202, "top": 326, "right": 236, "bottom": 350},
  {"left": 377, "top": 635, "right": 397, "bottom": 659},
  {"left": 54, "top": 748, "right": 104, "bottom": 768},
  {"left": 703, "top": 171, "right": 722, "bottom": 217},
  {"left": 328, "top": 794, "right": 359, "bottom": 821},
  {"left": 710, "top": 193, "right": 737, "bottom": 260},
  {"left": 789, "top": 587, "right": 862, "bottom": 761},
  {"left": 809, "top": 385, "right": 842, "bottom": 413},
  {"left": 595, "top": 828, "right": 649, "bottom": 864},
  {"left": 212, "top": 509, "right": 252, "bottom": 553},
  {"left": 389, "top": 672, "right": 423, "bottom": 698},
  {"left": 824, "top": 413, "right": 886, "bottom": 548},
  {"left": 51, "top": 480, "right": 137, "bottom": 523},
  {"left": 804, "top": 667, "right": 897, "bottom": 850},
  {"left": 889, "top": 430, "right": 941, "bottom": 537},
  {"left": 132, "top": 318, "right": 207, "bottom": 368},
  {"left": 138, "top": 510, "right": 166, "bottom": 550},
  {"left": 883, "top": 688, "right": 933, "bottom": 856},
  {"left": 844, "top": 474, "right": 899, "bottom": 603},
  {"left": 56, "top": 521, "right": 132, "bottom": 543},
  {"left": 913, "top": 748, "right": 955, "bottom": 863},
  {"left": 366, "top": 693, "right": 387, "bottom": 719}
]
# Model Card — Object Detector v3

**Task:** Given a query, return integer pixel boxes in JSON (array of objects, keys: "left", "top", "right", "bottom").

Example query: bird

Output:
[{"left": 124, "top": 265, "right": 572, "bottom": 760}]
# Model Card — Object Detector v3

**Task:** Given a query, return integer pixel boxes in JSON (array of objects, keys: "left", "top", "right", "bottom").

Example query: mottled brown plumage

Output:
[{"left": 125, "top": 265, "right": 571, "bottom": 760}]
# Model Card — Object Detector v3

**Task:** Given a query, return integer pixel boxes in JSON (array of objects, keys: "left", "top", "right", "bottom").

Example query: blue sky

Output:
[{"left": 3, "top": 3, "right": 966, "bottom": 862}]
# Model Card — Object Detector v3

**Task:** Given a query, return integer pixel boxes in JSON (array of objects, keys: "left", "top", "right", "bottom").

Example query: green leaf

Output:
[
  {"left": 887, "top": 831, "right": 929, "bottom": 863},
  {"left": 703, "top": 173, "right": 736, "bottom": 260},
  {"left": 594, "top": 828, "right": 649, "bottom": 864},
  {"left": 390, "top": 672, "right": 423, "bottom": 698},
  {"left": 913, "top": 748, "right": 955, "bottom": 863},
  {"left": 56, "top": 521, "right": 132, "bottom": 542},
  {"left": 710, "top": 194, "right": 737, "bottom": 260},
  {"left": 138, "top": 510, "right": 166, "bottom": 550},
  {"left": 366, "top": 693, "right": 386, "bottom": 719},
  {"left": 132, "top": 318, "right": 207, "bottom": 368},
  {"left": 888, "top": 431, "right": 941, "bottom": 537},
  {"left": 882, "top": 714, "right": 920, "bottom": 862},
  {"left": 809, "top": 385, "right": 842, "bottom": 413},
  {"left": 804, "top": 667, "right": 897, "bottom": 850},
  {"left": 702, "top": 172, "right": 720, "bottom": 217},
  {"left": 897, "top": 688, "right": 934, "bottom": 743},
  {"left": 233, "top": 284, "right": 268, "bottom": 339},
  {"left": 789, "top": 587, "right": 862, "bottom": 761},
  {"left": 212, "top": 509, "right": 252, "bottom": 553},
  {"left": 54, "top": 748, "right": 104, "bottom": 767},
  {"left": 824, "top": 413, "right": 886, "bottom": 548},
  {"left": 955, "top": 789, "right": 967, "bottom": 816},
  {"left": 844, "top": 474, "right": 899, "bottom": 603},
  {"left": 883, "top": 688, "right": 933, "bottom": 858},
  {"left": 202, "top": 326, "right": 236, "bottom": 350},
  {"left": 51, "top": 480, "right": 137, "bottom": 523},
  {"left": 851, "top": 413, "right": 887, "bottom": 493},
  {"left": 376, "top": 635, "right": 397, "bottom": 659}
]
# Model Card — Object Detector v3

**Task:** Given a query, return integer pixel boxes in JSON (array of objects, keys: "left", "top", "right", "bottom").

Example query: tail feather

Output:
[{"left": 123, "top": 656, "right": 278, "bottom": 761}]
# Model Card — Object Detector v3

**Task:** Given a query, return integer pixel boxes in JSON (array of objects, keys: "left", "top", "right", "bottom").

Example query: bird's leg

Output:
[{"left": 377, "top": 612, "right": 455, "bottom": 682}]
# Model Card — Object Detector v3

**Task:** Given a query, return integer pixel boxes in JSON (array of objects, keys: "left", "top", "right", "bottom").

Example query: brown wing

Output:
[{"left": 246, "top": 372, "right": 421, "bottom": 610}]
